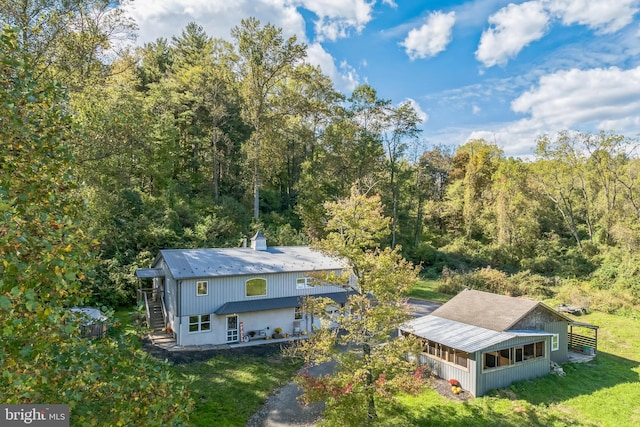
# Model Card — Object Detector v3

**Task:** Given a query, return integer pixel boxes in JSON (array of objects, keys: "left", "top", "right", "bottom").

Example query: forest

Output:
[{"left": 2, "top": 1, "right": 639, "bottom": 315}]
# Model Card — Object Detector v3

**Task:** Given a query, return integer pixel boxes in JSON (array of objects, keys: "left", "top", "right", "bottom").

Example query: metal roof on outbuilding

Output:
[
  {"left": 155, "top": 246, "right": 344, "bottom": 280},
  {"left": 400, "top": 315, "right": 554, "bottom": 353}
]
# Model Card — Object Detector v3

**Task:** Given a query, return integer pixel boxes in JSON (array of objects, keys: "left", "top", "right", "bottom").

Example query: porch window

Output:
[
  {"left": 484, "top": 340, "right": 545, "bottom": 370},
  {"left": 197, "top": 281, "right": 208, "bottom": 296},
  {"left": 294, "top": 306, "right": 303, "bottom": 320},
  {"left": 246, "top": 278, "right": 267, "bottom": 297},
  {"left": 189, "top": 314, "right": 211, "bottom": 332},
  {"left": 422, "top": 340, "right": 469, "bottom": 369}
]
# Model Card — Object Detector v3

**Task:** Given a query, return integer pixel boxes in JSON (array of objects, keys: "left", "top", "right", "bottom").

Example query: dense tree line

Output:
[{"left": 3, "top": 1, "right": 640, "bottom": 312}]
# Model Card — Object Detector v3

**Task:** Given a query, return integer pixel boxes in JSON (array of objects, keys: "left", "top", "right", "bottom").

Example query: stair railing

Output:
[
  {"left": 160, "top": 294, "right": 168, "bottom": 332},
  {"left": 143, "top": 291, "right": 151, "bottom": 329}
]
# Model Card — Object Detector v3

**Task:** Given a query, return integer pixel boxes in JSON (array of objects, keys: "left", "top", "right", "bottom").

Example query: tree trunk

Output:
[{"left": 363, "top": 343, "right": 377, "bottom": 420}]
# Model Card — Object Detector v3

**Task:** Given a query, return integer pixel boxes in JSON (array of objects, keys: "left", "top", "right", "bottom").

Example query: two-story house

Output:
[{"left": 135, "top": 232, "right": 348, "bottom": 347}]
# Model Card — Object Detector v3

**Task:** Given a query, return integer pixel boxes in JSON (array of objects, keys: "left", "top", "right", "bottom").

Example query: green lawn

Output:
[
  {"left": 408, "top": 279, "right": 452, "bottom": 303},
  {"left": 174, "top": 351, "right": 303, "bottom": 427}
]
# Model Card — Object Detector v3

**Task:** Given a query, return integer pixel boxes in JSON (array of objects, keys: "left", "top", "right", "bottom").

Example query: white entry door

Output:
[{"left": 226, "top": 316, "right": 238, "bottom": 343}]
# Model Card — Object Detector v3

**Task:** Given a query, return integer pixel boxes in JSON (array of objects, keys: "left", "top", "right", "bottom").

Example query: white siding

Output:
[{"left": 176, "top": 307, "right": 322, "bottom": 346}]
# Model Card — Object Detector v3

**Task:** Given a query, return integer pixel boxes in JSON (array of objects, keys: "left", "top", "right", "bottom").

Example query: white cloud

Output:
[
  {"left": 306, "top": 43, "right": 360, "bottom": 93},
  {"left": 299, "top": 0, "right": 376, "bottom": 42},
  {"left": 511, "top": 66, "right": 640, "bottom": 130},
  {"left": 401, "top": 11, "right": 456, "bottom": 60},
  {"left": 472, "top": 105, "right": 481, "bottom": 115},
  {"left": 543, "top": 0, "right": 640, "bottom": 34},
  {"left": 123, "top": 0, "right": 306, "bottom": 44},
  {"left": 476, "top": 1, "right": 549, "bottom": 67},
  {"left": 466, "top": 66, "right": 640, "bottom": 157},
  {"left": 403, "top": 98, "right": 429, "bottom": 124}
]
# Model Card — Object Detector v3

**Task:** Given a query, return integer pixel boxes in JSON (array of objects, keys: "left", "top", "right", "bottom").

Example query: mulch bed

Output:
[{"left": 428, "top": 376, "right": 472, "bottom": 401}]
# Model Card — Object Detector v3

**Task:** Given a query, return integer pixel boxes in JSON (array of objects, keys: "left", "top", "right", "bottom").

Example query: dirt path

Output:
[{"left": 246, "top": 361, "right": 335, "bottom": 427}]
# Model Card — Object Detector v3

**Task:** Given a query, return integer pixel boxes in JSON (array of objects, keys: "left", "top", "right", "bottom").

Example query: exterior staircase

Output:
[
  {"left": 145, "top": 294, "right": 177, "bottom": 349},
  {"left": 148, "top": 300, "right": 165, "bottom": 332}
]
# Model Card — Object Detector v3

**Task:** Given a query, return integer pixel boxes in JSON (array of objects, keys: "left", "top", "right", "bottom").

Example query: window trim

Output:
[
  {"left": 551, "top": 333, "right": 559, "bottom": 351},
  {"left": 296, "top": 277, "right": 312, "bottom": 289},
  {"left": 246, "top": 278, "right": 267, "bottom": 297},
  {"left": 188, "top": 314, "right": 211, "bottom": 333},
  {"left": 196, "top": 281, "right": 208, "bottom": 296}
]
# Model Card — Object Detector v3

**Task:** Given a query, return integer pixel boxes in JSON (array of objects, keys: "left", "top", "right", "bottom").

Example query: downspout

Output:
[{"left": 177, "top": 280, "right": 182, "bottom": 345}]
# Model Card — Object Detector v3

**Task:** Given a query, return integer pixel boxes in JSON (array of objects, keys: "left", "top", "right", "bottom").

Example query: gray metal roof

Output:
[
  {"left": 214, "top": 291, "right": 350, "bottom": 315},
  {"left": 400, "top": 315, "right": 517, "bottom": 352},
  {"left": 155, "top": 246, "right": 344, "bottom": 280},
  {"left": 401, "top": 315, "right": 555, "bottom": 352}
]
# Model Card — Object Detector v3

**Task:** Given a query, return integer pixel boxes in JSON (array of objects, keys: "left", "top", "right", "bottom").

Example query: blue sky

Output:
[{"left": 123, "top": 0, "right": 640, "bottom": 157}]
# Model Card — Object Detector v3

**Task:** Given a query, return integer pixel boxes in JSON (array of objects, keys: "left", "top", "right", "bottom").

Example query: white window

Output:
[
  {"left": 246, "top": 278, "right": 267, "bottom": 297},
  {"left": 296, "top": 277, "right": 312, "bottom": 289},
  {"left": 189, "top": 314, "right": 211, "bottom": 332},
  {"left": 197, "top": 281, "right": 208, "bottom": 296},
  {"left": 294, "top": 306, "right": 303, "bottom": 320},
  {"left": 551, "top": 333, "right": 559, "bottom": 351}
]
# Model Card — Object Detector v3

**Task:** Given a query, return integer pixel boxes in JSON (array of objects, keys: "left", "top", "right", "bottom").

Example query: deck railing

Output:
[{"left": 568, "top": 332, "right": 597, "bottom": 354}]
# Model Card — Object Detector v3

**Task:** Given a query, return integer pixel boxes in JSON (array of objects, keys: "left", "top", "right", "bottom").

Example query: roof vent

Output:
[{"left": 251, "top": 231, "right": 267, "bottom": 251}]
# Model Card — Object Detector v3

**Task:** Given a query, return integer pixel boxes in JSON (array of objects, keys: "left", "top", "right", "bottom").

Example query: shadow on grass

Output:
[
  {"left": 381, "top": 395, "right": 587, "bottom": 427},
  {"left": 503, "top": 351, "right": 640, "bottom": 405}
]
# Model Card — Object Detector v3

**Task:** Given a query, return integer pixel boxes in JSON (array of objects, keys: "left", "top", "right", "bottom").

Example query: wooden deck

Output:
[{"left": 567, "top": 350, "right": 596, "bottom": 363}]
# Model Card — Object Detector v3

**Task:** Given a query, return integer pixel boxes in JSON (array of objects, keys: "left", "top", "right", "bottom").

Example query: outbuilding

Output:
[{"left": 400, "top": 289, "right": 596, "bottom": 397}]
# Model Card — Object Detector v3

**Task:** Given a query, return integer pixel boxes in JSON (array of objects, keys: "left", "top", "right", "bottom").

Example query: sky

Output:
[{"left": 122, "top": 0, "right": 640, "bottom": 157}]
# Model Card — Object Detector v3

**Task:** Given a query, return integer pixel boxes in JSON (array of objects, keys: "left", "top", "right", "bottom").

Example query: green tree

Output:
[
  {"left": 296, "top": 85, "right": 386, "bottom": 239},
  {"left": 289, "top": 185, "right": 424, "bottom": 425},
  {"left": 0, "top": 0, "right": 137, "bottom": 89},
  {"left": 414, "top": 146, "right": 453, "bottom": 245},
  {"left": 231, "top": 17, "right": 307, "bottom": 218},
  {"left": 534, "top": 132, "right": 590, "bottom": 250},
  {"left": 0, "top": 28, "right": 191, "bottom": 424},
  {"left": 492, "top": 158, "right": 541, "bottom": 260},
  {"left": 380, "top": 101, "right": 422, "bottom": 248}
]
